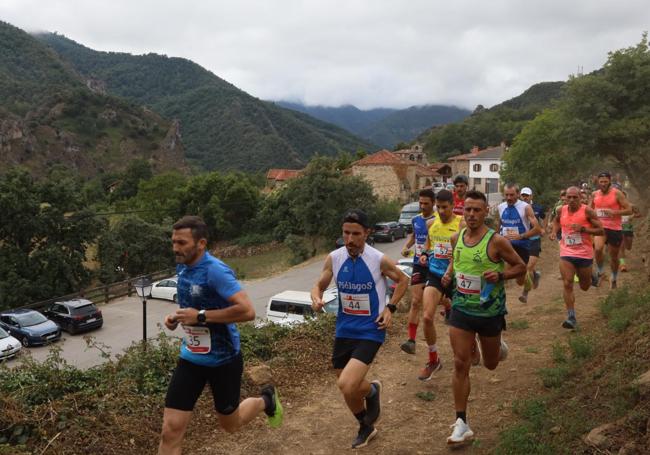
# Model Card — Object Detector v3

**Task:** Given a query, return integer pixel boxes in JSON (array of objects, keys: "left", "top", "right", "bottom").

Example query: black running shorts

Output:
[
  {"left": 425, "top": 272, "right": 452, "bottom": 299},
  {"left": 165, "top": 354, "right": 243, "bottom": 415},
  {"left": 512, "top": 245, "right": 530, "bottom": 264},
  {"left": 332, "top": 337, "right": 382, "bottom": 369},
  {"left": 410, "top": 264, "right": 428, "bottom": 286},
  {"left": 529, "top": 238, "right": 542, "bottom": 257},
  {"left": 604, "top": 229, "right": 623, "bottom": 247},
  {"left": 448, "top": 308, "right": 506, "bottom": 338}
]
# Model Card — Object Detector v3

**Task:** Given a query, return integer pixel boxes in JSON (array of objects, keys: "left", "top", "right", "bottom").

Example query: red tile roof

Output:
[
  {"left": 266, "top": 169, "right": 301, "bottom": 181},
  {"left": 353, "top": 150, "right": 403, "bottom": 166},
  {"left": 416, "top": 164, "right": 436, "bottom": 176}
]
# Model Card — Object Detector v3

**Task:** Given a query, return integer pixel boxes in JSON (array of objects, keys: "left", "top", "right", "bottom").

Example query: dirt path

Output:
[{"left": 181, "top": 238, "right": 636, "bottom": 455}]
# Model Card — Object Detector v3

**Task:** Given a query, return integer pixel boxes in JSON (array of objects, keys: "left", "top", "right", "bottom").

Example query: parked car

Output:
[
  {"left": 150, "top": 276, "right": 178, "bottom": 302},
  {"left": 432, "top": 181, "right": 445, "bottom": 192},
  {"left": 398, "top": 202, "right": 420, "bottom": 232},
  {"left": 373, "top": 222, "right": 406, "bottom": 242},
  {"left": 0, "top": 309, "right": 61, "bottom": 347},
  {"left": 266, "top": 288, "right": 338, "bottom": 326},
  {"left": 0, "top": 326, "right": 21, "bottom": 361},
  {"left": 44, "top": 299, "right": 103, "bottom": 334},
  {"left": 387, "top": 264, "right": 413, "bottom": 298}
]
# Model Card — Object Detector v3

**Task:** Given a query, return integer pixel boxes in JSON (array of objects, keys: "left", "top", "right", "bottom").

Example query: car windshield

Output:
[
  {"left": 71, "top": 304, "right": 97, "bottom": 315},
  {"left": 401, "top": 211, "right": 419, "bottom": 218},
  {"left": 16, "top": 312, "right": 48, "bottom": 327},
  {"left": 374, "top": 224, "right": 389, "bottom": 230},
  {"left": 0, "top": 327, "right": 8, "bottom": 338}
]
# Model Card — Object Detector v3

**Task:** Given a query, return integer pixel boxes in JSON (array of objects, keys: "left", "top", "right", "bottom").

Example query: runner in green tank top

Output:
[{"left": 440, "top": 190, "right": 526, "bottom": 447}]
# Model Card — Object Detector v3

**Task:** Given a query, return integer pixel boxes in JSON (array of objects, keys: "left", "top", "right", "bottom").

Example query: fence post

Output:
[
  {"left": 104, "top": 285, "right": 109, "bottom": 303},
  {"left": 127, "top": 280, "right": 132, "bottom": 297}
]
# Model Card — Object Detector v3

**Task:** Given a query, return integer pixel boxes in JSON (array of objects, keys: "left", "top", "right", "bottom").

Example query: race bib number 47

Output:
[
  {"left": 340, "top": 292, "right": 371, "bottom": 316},
  {"left": 182, "top": 326, "right": 211, "bottom": 354},
  {"left": 456, "top": 272, "right": 481, "bottom": 295},
  {"left": 565, "top": 232, "right": 583, "bottom": 246}
]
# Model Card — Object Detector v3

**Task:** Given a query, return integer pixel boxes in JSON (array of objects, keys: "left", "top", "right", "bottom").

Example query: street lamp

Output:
[{"left": 133, "top": 277, "right": 152, "bottom": 349}]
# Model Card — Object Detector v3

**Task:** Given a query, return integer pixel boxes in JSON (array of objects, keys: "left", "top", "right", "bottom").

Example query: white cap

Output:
[{"left": 521, "top": 187, "right": 533, "bottom": 195}]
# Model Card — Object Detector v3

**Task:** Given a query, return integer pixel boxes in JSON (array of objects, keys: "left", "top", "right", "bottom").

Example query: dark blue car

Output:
[{"left": 0, "top": 309, "right": 61, "bottom": 347}]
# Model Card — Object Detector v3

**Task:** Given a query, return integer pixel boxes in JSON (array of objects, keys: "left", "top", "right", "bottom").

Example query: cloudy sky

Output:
[{"left": 2, "top": 0, "right": 648, "bottom": 109}]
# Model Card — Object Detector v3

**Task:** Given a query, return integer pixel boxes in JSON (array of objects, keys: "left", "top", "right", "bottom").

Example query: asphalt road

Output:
[{"left": 18, "top": 240, "right": 405, "bottom": 369}]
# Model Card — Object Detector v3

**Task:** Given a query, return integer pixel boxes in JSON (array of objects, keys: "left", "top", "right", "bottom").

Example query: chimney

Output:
[{"left": 471, "top": 145, "right": 479, "bottom": 155}]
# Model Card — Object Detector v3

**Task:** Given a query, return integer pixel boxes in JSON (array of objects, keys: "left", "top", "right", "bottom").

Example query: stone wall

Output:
[{"left": 352, "top": 165, "right": 409, "bottom": 202}]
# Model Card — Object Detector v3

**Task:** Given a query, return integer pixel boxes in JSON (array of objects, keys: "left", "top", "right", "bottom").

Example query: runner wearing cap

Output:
[
  {"left": 518, "top": 187, "right": 545, "bottom": 303},
  {"left": 590, "top": 172, "right": 632, "bottom": 289},
  {"left": 550, "top": 187, "right": 604, "bottom": 329},
  {"left": 311, "top": 209, "right": 409, "bottom": 449},
  {"left": 400, "top": 189, "right": 437, "bottom": 355},
  {"left": 452, "top": 175, "right": 469, "bottom": 216}
]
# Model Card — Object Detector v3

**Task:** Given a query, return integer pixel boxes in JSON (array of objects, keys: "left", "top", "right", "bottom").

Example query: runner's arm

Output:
[
  {"left": 585, "top": 208, "right": 605, "bottom": 236},
  {"left": 521, "top": 205, "right": 543, "bottom": 239},
  {"left": 381, "top": 255, "right": 409, "bottom": 305},
  {"left": 441, "top": 232, "right": 459, "bottom": 286},
  {"left": 615, "top": 191, "right": 633, "bottom": 216},
  {"left": 491, "top": 235, "right": 526, "bottom": 280},
  {"left": 311, "top": 255, "right": 334, "bottom": 312},
  {"left": 173, "top": 290, "right": 256, "bottom": 325},
  {"left": 402, "top": 231, "right": 415, "bottom": 256},
  {"left": 550, "top": 210, "right": 561, "bottom": 241}
]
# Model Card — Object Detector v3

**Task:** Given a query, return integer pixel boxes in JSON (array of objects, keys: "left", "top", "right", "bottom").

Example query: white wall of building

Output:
[{"left": 468, "top": 159, "right": 501, "bottom": 179}]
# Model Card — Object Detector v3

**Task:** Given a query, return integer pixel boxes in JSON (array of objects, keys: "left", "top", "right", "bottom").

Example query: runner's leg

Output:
[
  {"left": 217, "top": 398, "right": 266, "bottom": 433},
  {"left": 608, "top": 242, "right": 621, "bottom": 287},
  {"left": 419, "top": 286, "right": 442, "bottom": 380},
  {"left": 159, "top": 409, "right": 192, "bottom": 455},
  {"left": 477, "top": 334, "right": 502, "bottom": 370},
  {"left": 336, "top": 360, "right": 372, "bottom": 414},
  {"left": 406, "top": 283, "right": 424, "bottom": 340},
  {"left": 575, "top": 264, "right": 592, "bottom": 291},
  {"left": 560, "top": 259, "right": 579, "bottom": 327},
  {"left": 593, "top": 235, "right": 606, "bottom": 279},
  {"left": 449, "top": 326, "right": 475, "bottom": 418}
]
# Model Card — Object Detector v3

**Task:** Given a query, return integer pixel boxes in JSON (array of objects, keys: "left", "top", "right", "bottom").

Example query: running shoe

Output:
[
  {"left": 591, "top": 273, "right": 599, "bottom": 287},
  {"left": 351, "top": 424, "right": 377, "bottom": 449},
  {"left": 499, "top": 339, "right": 509, "bottom": 362},
  {"left": 364, "top": 380, "right": 381, "bottom": 426},
  {"left": 518, "top": 291, "right": 528, "bottom": 303},
  {"left": 523, "top": 272, "right": 533, "bottom": 292},
  {"left": 400, "top": 339, "right": 416, "bottom": 355},
  {"left": 533, "top": 271, "right": 541, "bottom": 289},
  {"left": 620, "top": 264, "right": 628, "bottom": 272},
  {"left": 447, "top": 418, "right": 474, "bottom": 446},
  {"left": 562, "top": 317, "right": 577, "bottom": 330},
  {"left": 610, "top": 280, "right": 617, "bottom": 290},
  {"left": 261, "top": 385, "right": 284, "bottom": 428},
  {"left": 418, "top": 359, "right": 442, "bottom": 381}
]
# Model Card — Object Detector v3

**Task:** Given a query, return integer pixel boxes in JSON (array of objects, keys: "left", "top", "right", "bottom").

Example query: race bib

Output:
[
  {"left": 596, "top": 209, "right": 610, "bottom": 218},
  {"left": 433, "top": 242, "right": 452, "bottom": 259},
  {"left": 182, "top": 326, "right": 211, "bottom": 354},
  {"left": 415, "top": 243, "right": 425, "bottom": 257},
  {"left": 502, "top": 226, "right": 519, "bottom": 237},
  {"left": 565, "top": 232, "right": 583, "bottom": 246},
  {"left": 340, "top": 292, "right": 371, "bottom": 316},
  {"left": 456, "top": 272, "right": 481, "bottom": 295}
]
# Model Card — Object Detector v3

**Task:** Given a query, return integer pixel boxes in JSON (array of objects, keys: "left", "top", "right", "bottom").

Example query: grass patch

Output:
[
  {"left": 224, "top": 244, "right": 294, "bottom": 279},
  {"left": 538, "top": 366, "right": 570, "bottom": 388},
  {"left": 509, "top": 319, "right": 529, "bottom": 330},
  {"left": 416, "top": 391, "right": 435, "bottom": 401},
  {"left": 567, "top": 334, "right": 594, "bottom": 360},
  {"left": 525, "top": 346, "right": 540, "bottom": 354}
]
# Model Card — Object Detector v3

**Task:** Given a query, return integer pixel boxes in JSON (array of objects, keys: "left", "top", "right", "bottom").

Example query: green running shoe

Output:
[{"left": 262, "top": 385, "right": 284, "bottom": 428}]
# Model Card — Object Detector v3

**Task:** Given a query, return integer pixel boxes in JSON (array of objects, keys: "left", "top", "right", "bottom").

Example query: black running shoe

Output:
[
  {"left": 562, "top": 317, "right": 577, "bottom": 330},
  {"left": 400, "top": 339, "right": 416, "bottom": 354},
  {"left": 352, "top": 424, "right": 377, "bottom": 449},
  {"left": 365, "top": 380, "right": 381, "bottom": 425}
]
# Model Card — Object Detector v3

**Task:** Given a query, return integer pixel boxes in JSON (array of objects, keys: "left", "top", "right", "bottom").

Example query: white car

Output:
[
  {"left": 0, "top": 326, "right": 21, "bottom": 361},
  {"left": 150, "top": 276, "right": 178, "bottom": 302},
  {"left": 266, "top": 288, "right": 338, "bottom": 326}
]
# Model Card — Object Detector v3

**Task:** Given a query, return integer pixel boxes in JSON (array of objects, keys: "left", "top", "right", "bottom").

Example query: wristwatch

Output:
[
  {"left": 387, "top": 303, "right": 397, "bottom": 313},
  {"left": 197, "top": 309, "right": 206, "bottom": 324}
]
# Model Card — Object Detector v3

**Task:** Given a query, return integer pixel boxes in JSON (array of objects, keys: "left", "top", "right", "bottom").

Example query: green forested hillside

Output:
[
  {"left": 37, "top": 33, "right": 375, "bottom": 171},
  {"left": 419, "top": 81, "right": 565, "bottom": 160},
  {"left": 0, "top": 21, "right": 186, "bottom": 177}
]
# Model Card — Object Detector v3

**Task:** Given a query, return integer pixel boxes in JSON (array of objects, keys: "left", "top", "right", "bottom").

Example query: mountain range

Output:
[{"left": 275, "top": 102, "right": 470, "bottom": 148}]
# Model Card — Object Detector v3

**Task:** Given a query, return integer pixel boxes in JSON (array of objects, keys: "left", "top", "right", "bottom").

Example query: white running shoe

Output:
[
  {"left": 499, "top": 339, "right": 509, "bottom": 361},
  {"left": 447, "top": 418, "right": 474, "bottom": 445}
]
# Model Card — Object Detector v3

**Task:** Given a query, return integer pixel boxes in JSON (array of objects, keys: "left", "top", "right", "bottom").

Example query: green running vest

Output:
[{"left": 452, "top": 228, "right": 506, "bottom": 317}]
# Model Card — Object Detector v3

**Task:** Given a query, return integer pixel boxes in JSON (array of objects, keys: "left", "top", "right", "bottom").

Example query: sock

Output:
[
  {"left": 597, "top": 263, "right": 604, "bottom": 274},
  {"left": 354, "top": 410, "right": 367, "bottom": 425},
  {"left": 611, "top": 271, "right": 618, "bottom": 282},
  {"left": 428, "top": 344, "right": 439, "bottom": 363},
  {"left": 408, "top": 323, "right": 418, "bottom": 341},
  {"left": 456, "top": 411, "right": 467, "bottom": 423},
  {"left": 567, "top": 309, "right": 576, "bottom": 319},
  {"left": 366, "top": 383, "right": 377, "bottom": 399}
]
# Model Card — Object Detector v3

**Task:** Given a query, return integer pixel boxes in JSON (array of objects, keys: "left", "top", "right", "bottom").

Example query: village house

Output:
[
  {"left": 393, "top": 144, "right": 427, "bottom": 164},
  {"left": 265, "top": 168, "right": 301, "bottom": 190},
  {"left": 446, "top": 142, "right": 507, "bottom": 204}
]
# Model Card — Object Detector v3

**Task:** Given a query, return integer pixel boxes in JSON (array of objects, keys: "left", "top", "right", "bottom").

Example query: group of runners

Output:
[{"left": 155, "top": 170, "right": 638, "bottom": 454}]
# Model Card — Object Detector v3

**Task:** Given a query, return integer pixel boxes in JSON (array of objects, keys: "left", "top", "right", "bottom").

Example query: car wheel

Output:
[
  {"left": 390, "top": 233, "right": 395, "bottom": 242},
  {"left": 68, "top": 324, "right": 77, "bottom": 335},
  {"left": 21, "top": 336, "right": 30, "bottom": 347},
  {"left": 172, "top": 294, "right": 177, "bottom": 303}
]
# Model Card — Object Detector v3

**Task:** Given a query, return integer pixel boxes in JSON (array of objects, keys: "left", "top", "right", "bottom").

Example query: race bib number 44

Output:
[
  {"left": 340, "top": 292, "right": 371, "bottom": 316},
  {"left": 456, "top": 272, "right": 481, "bottom": 295},
  {"left": 182, "top": 326, "right": 211, "bottom": 354},
  {"left": 502, "top": 226, "right": 519, "bottom": 237}
]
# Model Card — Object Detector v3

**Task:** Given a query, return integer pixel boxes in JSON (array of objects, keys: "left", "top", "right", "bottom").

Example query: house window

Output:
[
  {"left": 490, "top": 163, "right": 499, "bottom": 172},
  {"left": 409, "top": 154, "right": 415, "bottom": 161},
  {"left": 474, "top": 178, "right": 482, "bottom": 187},
  {"left": 473, "top": 163, "right": 482, "bottom": 172}
]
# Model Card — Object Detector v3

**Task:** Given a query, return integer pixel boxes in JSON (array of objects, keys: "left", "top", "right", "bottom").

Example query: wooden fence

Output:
[{"left": 18, "top": 268, "right": 176, "bottom": 311}]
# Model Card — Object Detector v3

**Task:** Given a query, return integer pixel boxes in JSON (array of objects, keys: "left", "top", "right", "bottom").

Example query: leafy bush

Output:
[
  {"left": 285, "top": 234, "right": 310, "bottom": 265},
  {"left": 235, "top": 233, "right": 273, "bottom": 247}
]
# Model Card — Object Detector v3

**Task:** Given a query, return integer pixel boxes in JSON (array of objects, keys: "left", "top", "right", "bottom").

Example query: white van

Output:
[
  {"left": 398, "top": 202, "right": 421, "bottom": 232},
  {"left": 266, "top": 288, "right": 338, "bottom": 326}
]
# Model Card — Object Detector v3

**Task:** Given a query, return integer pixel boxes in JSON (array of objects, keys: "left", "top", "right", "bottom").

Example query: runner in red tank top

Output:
[
  {"left": 590, "top": 172, "right": 632, "bottom": 289},
  {"left": 452, "top": 174, "right": 468, "bottom": 216},
  {"left": 551, "top": 187, "right": 603, "bottom": 330}
]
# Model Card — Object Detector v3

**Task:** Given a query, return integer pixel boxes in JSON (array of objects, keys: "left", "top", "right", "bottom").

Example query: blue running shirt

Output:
[
  {"left": 498, "top": 200, "right": 531, "bottom": 249},
  {"left": 176, "top": 252, "right": 242, "bottom": 367},
  {"left": 331, "top": 245, "right": 387, "bottom": 343},
  {"left": 411, "top": 213, "right": 435, "bottom": 264}
]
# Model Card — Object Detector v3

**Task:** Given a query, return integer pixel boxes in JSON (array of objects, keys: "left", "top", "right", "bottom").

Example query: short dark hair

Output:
[
  {"left": 435, "top": 189, "right": 453, "bottom": 203},
  {"left": 598, "top": 171, "right": 611, "bottom": 179},
  {"left": 173, "top": 216, "right": 209, "bottom": 242},
  {"left": 465, "top": 189, "right": 487, "bottom": 204},
  {"left": 453, "top": 174, "right": 469, "bottom": 185},
  {"left": 419, "top": 188, "right": 435, "bottom": 201},
  {"left": 342, "top": 209, "right": 370, "bottom": 229}
]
